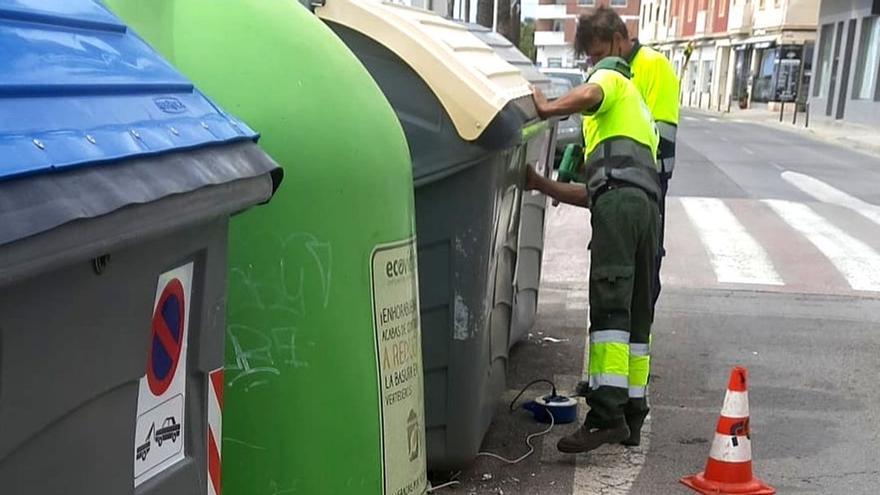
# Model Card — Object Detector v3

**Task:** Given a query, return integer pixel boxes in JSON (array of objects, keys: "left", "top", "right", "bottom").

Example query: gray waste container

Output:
[
  {"left": 316, "top": 0, "right": 545, "bottom": 469},
  {"left": 0, "top": 3, "right": 281, "bottom": 494},
  {"left": 462, "top": 23, "right": 561, "bottom": 348}
]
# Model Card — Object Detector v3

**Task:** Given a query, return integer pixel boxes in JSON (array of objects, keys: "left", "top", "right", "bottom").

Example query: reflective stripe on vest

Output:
[
  {"left": 584, "top": 137, "right": 661, "bottom": 203},
  {"left": 657, "top": 121, "right": 677, "bottom": 175},
  {"left": 589, "top": 373, "right": 630, "bottom": 389},
  {"left": 629, "top": 386, "right": 647, "bottom": 398}
]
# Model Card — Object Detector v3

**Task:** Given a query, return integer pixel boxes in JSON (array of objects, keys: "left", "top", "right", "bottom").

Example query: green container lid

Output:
[{"left": 105, "top": 1, "right": 428, "bottom": 494}]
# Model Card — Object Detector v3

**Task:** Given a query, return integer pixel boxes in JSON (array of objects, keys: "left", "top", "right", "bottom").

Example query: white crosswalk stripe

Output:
[
  {"left": 762, "top": 199, "right": 880, "bottom": 292},
  {"left": 782, "top": 171, "right": 880, "bottom": 226},
  {"left": 679, "top": 197, "right": 784, "bottom": 286}
]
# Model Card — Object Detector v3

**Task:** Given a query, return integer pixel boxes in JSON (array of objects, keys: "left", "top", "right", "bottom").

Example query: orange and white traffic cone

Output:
[{"left": 680, "top": 367, "right": 775, "bottom": 495}]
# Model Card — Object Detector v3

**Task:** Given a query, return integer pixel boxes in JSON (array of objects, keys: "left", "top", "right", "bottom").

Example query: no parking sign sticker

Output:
[{"left": 133, "top": 263, "right": 192, "bottom": 487}]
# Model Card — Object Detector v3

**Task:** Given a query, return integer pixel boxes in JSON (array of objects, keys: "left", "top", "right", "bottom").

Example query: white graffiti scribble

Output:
[
  {"left": 226, "top": 232, "right": 332, "bottom": 391},
  {"left": 226, "top": 324, "right": 281, "bottom": 392}
]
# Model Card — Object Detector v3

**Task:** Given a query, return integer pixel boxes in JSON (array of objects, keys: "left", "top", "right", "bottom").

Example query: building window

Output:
[
  {"left": 687, "top": 61, "right": 699, "bottom": 92},
  {"left": 813, "top": 24, "right": 834, "bottom": 97},
  {"left": 752, "top": 47, "right": 778, "bottom": 102},
  {"left": 853, "top": 17, "right": 880, "bottom": 100},
  {"left": 610, "top": 0, "right": 627, "bottom": 6},
  {"left": 702, "top": 59, "right": 713, "bottom": 92},
  {"left": 552, "top": 19, "right": 565, "bottom": 31},
  {"left": 548, "top": 57, "right": 563, "bottom": 68},
  {"left": 578, "top": 0, "right": 596, "bottom": 5}
]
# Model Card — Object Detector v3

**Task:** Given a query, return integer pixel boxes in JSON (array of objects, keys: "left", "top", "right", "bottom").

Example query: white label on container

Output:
[
  {"left": 371, "top": 239, "right": 427, "bottom": 495},
  {"left": 134, "top": 263, "right": 193, "bottom": 487}
]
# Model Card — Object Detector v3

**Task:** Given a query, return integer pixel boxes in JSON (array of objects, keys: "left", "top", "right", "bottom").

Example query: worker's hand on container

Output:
[
  {"left": 531, "top": 86, "right": 549, "bottom": 119},
  {"left": 525, "top": 164, "right": 589, "bottom": 208},
  {"left": 524, "top": 164, "right": 542, "bottom": 191}
]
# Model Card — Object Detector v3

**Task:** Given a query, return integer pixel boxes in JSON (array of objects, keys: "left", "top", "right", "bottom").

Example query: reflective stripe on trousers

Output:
[
  {"left": 589, "top": 329, "right": 630, "bottom": 390},
  {"left": 629, "top": 342, "right": 650, "bottom": 399}
]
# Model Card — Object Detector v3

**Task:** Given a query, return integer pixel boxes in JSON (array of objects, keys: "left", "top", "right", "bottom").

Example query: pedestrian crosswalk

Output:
[
  {"left": 541, "top": 172, "right": 880, "bottom": 295},
  {"left": 763, "top": 199, "right": 880, "bottom": 291},
  {"left": 679, "top": 197, "right": 783, "bottom": 286}
]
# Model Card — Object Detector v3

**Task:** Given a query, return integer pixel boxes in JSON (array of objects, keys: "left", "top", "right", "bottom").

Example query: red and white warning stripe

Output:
[{"left": 207, "top": 368, "right": 223, "bottom": 495}]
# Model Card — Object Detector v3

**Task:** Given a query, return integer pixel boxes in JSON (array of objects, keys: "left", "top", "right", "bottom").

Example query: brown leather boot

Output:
[{"left": 557, "top": 423, "right": 630, "bottom": 454}]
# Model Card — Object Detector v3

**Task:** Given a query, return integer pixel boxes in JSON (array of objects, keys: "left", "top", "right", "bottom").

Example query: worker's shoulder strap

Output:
[{"left": 626, "top": 39, "right": 643, "bottom": 64}]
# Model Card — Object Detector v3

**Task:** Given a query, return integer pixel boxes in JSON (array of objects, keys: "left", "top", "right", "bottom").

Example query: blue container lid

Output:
[{"left": 0, "top": 0, "right": 260, "bottom": 182}]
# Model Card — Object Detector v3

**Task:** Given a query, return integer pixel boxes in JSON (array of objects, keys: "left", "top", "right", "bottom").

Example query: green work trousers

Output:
[{"left": 585, "top": 185, "right": 660, "bottom": 429}]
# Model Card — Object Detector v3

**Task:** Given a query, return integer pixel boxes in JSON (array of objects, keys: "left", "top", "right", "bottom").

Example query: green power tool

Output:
[{"left": 553, "top": 143, "right": 584, "bottom": 206}]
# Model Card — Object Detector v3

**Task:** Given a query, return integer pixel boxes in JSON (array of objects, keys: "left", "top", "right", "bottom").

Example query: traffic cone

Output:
[{"left": 680, "top": 367, "right": 775, "bottom": 495}]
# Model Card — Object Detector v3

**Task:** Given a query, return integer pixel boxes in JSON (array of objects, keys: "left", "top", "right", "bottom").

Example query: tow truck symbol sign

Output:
[{"left": 136, "top": 416, "right": 181, "bottom": 461}]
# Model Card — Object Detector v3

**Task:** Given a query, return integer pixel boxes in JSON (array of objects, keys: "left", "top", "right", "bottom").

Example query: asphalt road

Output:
[{"left": 435, "top": 111, "right": 880, "bottom": 494}]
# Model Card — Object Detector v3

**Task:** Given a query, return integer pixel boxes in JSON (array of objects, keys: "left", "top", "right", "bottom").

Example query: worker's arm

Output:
[
  {"left": 525, "top": 166, "right": 589, "bottom": 208},
  {"left": 533, "top": 84, "right": 604, "bottom": 119}
]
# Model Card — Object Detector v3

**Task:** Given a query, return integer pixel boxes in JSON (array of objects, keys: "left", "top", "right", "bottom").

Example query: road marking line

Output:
[
  {"left": 781, "top": 171, "right": 880, "bottom": 226},
  {"left": 763, "top": 199, "right": 880, "bottom": 292},
  {"left": 708, "top": 117, "right": 719, "bottom": 122},
  {"left": 683, "top": 116, "right": 699, "bottom": 121},
  {"left": 680, "top": 197, "right": 784, "bottom": 286}
]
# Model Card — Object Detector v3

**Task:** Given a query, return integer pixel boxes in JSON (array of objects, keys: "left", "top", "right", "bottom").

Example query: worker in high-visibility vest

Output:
[
  {"left": 570, "top": 6, "right": 680, "bottom": 447},
  {"left": 579, "top": 6, "right": 679, "bottom": 309},
  {"left": 527, "top": 54, "right": 660, "bottom": 453}
]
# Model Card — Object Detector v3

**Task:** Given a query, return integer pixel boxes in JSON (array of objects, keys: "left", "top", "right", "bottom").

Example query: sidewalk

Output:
[{"left": 683, "top": 103, "right": 880, "bottom": 157}]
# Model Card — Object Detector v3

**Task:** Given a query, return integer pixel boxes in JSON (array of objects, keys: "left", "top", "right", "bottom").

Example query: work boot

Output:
[
  {"left": 573, "top": 380, "right": 590, "bottom": 397},
  {"left": 557, "top": 423, "right": 630, "bottom": 454},
  {"left": 621, "top": 412, "right": 648, "bottom": 446}
]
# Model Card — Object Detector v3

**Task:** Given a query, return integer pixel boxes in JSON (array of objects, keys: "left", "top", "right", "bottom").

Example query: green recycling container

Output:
[{"left": 105, "top": 1, "right": 428, "bottom": 494}]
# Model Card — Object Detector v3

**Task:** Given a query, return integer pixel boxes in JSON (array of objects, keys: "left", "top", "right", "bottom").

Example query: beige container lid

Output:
[{"left": 316, "top": 0, "right": 532, "bottom": 141}]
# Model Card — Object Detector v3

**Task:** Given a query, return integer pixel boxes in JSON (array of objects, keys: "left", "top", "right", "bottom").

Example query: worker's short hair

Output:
[{"left": 574, "top": 6, "right": 629, "bottom": 58}]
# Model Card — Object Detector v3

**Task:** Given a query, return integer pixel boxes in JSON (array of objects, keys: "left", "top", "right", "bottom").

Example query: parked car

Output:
[
  {"left": 547, "top": 77, "right": 583, "bottom": 164},
  {"left": 541, "top": 67, "right": 585, "bottom": 89}
]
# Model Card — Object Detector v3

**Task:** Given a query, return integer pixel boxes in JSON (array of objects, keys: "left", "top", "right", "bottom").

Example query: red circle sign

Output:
[{"left": 147, "top": 278, "right": 186, "bottom": 396}]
